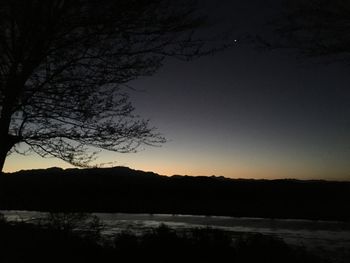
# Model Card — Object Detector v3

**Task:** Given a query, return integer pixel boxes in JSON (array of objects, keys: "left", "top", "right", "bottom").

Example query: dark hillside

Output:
[{"left": 1, "top": 167, "right": 349, "bottom": 221}]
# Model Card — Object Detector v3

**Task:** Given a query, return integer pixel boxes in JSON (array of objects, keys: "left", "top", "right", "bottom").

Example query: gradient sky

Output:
[{"left": 4, "top": 0, "right": 350, "bottom": 180}]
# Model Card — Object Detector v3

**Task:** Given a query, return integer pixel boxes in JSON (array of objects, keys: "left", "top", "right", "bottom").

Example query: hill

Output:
[{"left": 1, "top": 167, "right": 349, "bottom": 221}]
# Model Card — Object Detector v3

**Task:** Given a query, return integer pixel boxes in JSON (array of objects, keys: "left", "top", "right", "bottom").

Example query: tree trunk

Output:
[
  {"left": 0, "top": 139, "right": 9, "bottom": 174},
  {"left": 0, "top": 112, "right": 13, "bottom": 174},
  {"left": 0, "top": 134, "right": 20, "bottom": 173},
  {"left": 0, "top": 71, "right": 25, "bottom": 173},
  {"left": 0, "top": 146, "right": 8, "bottom": 173}
]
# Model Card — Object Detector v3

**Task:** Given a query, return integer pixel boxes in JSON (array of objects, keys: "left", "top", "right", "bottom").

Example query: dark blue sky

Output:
[{"left": 6, "top": 0, "right": 350, "bottom": 180}]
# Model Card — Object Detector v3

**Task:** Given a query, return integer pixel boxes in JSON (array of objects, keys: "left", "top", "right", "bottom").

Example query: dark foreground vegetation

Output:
[
  {"left": 0, "top": 213, "right": 328, "bottom": 263},
  {"left": 1, "top": 167, "right": 350, "bottom": 221}
]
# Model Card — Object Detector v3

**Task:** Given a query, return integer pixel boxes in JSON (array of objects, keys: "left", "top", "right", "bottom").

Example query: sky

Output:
[{"left": 4, "top": 0, "right": 350, "bottom": 180}]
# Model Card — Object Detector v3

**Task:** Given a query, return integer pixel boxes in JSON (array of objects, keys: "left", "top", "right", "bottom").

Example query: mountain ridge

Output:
[
  {"left": 1, "top": 166, "right": 349, "bottom": 221},
  {"left": 5, "top": 166, "right": 348, "bottom": 183}
]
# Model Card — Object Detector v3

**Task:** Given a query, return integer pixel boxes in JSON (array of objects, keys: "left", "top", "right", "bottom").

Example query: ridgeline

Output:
[{"left": 1, "top": 167, "right": 349, "bottom": 221}]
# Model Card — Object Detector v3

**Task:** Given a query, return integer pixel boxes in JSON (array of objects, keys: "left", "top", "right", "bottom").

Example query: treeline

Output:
[{"left": 1, "top": 167, "right": 349, "bottom": 221}]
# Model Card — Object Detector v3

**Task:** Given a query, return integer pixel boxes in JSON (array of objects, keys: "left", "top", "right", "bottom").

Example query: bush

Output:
[
  {"left": 112, "top": 225, "right": 326, "bottom": 263},
  {"left": 0, "top": 220, "right": 108, "bottom": 263},
  {"left": 0, "top": 212, "right": 6, "bottom": 224},
  {"left": 44, "top": 212, "right": 104, "bottom": 240},
  {"left": 234, "top": 233, "right": 327, "bottom": 263}
]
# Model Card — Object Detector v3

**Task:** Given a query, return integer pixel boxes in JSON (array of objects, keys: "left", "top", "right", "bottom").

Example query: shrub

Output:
[{"left": 44, "top": 212, "right": 104, "bottom": 240}]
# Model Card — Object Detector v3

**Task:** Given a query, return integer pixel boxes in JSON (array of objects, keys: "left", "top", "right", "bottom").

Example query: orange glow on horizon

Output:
[{"left": 4, "top": 152, "right": 350, "bottom": 181}]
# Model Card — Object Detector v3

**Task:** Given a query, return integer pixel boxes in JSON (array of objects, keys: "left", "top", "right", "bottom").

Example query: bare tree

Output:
[
  {"left": 0, "top": 0, "right": 220, "bottom": 172},
  {"left": 259, "top": 0, "right": 350, "bottom": 63}
]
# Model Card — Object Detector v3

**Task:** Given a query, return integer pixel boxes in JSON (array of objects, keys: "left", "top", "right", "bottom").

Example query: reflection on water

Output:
[{"left": 2, "top": 210, "right": 350, "bottom": 260}]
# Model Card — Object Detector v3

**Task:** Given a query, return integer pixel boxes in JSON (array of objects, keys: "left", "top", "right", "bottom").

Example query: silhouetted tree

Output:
[
  {"left": 260, "top": 0, "right": 350, "bottom": 63},
  {"left": 0, "top": 0, "right": 219, "bottom": 172}
]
